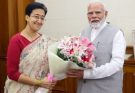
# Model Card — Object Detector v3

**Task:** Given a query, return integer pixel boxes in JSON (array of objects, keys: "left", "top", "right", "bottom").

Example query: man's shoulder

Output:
[{"left": 106, "top": 24, "right": 120, "bottom": 31}]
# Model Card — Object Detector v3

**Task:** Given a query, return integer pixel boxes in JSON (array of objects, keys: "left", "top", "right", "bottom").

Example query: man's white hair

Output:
[{"left": 88, "top": 0, "right": 107, "bottom": 11}]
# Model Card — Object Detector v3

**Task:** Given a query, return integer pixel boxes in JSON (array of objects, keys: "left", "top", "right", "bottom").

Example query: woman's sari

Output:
[{"left": 4, "top": 35, "right": 50, "bottom": 93}]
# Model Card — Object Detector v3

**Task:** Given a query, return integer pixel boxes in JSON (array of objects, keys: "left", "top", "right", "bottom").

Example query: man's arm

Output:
[{"left": 84, "top": 30, "right": 126, "bottom": 79}]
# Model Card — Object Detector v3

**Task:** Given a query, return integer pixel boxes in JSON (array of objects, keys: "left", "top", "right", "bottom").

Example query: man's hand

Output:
[{"left": 67, "top": 69, "right": 84, "bottom": 79}]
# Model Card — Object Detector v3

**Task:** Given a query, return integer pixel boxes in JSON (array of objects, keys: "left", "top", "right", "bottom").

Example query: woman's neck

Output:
[{"left": 21, "top": 28, "right": 40, "bottom": 42}]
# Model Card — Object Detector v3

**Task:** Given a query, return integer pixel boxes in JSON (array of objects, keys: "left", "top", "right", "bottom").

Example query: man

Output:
[{"left": 67, "top": 0, "right": 126, "bottom": 93}]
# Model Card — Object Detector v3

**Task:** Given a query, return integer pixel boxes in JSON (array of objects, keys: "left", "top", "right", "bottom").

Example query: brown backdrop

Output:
[{"left": 0, "top": 0, "right": 34, "bottom": 93}]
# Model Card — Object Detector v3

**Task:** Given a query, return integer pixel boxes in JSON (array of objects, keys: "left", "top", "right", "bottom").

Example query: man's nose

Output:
[{"left": 91, "top": 13, "right": 97, "bottom": 17}]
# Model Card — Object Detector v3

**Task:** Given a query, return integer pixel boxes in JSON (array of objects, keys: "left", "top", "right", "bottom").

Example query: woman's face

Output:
[{"left": 26, "top": 9, "right": 45, "bottom": 31}]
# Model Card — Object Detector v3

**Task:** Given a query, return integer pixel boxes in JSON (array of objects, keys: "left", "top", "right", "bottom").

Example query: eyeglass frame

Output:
[{"left": 30, "top": 14, "right": 46, "bottom": 21}]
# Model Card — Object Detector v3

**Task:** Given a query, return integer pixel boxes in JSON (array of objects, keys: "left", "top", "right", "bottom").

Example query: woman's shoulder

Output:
[
  {"left": 9, "top": 33, "right": 21, "bottom": 42},
  {"left": 8, "top": 33, "right": 23, "bottom": 50}
]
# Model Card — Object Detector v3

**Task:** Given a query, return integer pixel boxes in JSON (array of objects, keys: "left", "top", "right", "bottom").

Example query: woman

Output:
[{"left": 4, "top": 2, "right": 56, "bottom": 93}]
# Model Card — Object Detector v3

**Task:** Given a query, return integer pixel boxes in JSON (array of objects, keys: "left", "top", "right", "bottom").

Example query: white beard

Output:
[{"left": 90, "top": 17, "right": 106, "bottom": 29}]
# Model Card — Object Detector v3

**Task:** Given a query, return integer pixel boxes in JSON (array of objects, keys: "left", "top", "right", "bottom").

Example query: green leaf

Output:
[{"left": 57, "top": 49, "right": 68, "bottom": 61}]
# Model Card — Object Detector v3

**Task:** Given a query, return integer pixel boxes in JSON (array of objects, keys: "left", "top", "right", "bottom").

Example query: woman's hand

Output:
[{"left": 40, "top": 77, "right": 57, "bottom": 89}]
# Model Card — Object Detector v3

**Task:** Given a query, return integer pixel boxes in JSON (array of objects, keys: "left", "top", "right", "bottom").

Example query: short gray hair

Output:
[{"left": 88, "top": 0, "right": 107, "bottom": 11}]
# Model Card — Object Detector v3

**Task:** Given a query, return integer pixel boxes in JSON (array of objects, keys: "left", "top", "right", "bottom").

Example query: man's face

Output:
[{"left": 87, "top": 3, "right": 107, "bottom": 28}]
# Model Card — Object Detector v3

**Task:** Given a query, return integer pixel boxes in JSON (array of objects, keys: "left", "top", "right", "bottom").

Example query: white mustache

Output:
[
  {"left": 90, "top": 17, "right": 106, "bottom": 29},
  {"left": 91, "top": 20, "right": 99, "bottom": 23}
]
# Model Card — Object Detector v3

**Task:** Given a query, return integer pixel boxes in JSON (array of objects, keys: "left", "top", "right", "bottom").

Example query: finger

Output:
[
  {"left": 45, "top": 83, "right": 52, "bottom": 89},
  {"left": 69, "top": 69, "right": 83, "bottom": 71},
  {"left": 48, "top": 90, "right": 52, "bottom": 93},
  {"left": 67, "top": 72, "right": 83, "bottom": 78},
  {"left": 50, "top": 82, "right": 56, "bottom": 87},
  {"left": 67, "top": 71, "right": 80, "bottom": 75},
  {"left": 67, "top": 75, "right": 78, "bottom": 78},
  {"left": 67, "top": 73, "right": 78, "bottom": 77}
]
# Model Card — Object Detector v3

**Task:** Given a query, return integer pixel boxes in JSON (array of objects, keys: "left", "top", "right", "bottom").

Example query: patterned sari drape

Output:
[{"left": 4, "top": 35, "right": 49, "bottom": 93}]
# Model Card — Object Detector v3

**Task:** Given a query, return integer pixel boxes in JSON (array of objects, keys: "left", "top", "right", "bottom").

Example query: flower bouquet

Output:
[{"left": 48, "top": 36, "right": 96, "bottom": 80}]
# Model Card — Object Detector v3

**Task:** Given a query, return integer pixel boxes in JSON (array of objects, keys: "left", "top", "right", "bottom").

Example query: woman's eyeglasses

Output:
[{"left": 31, "top": 15, "right": 45, "bottom": 21}]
